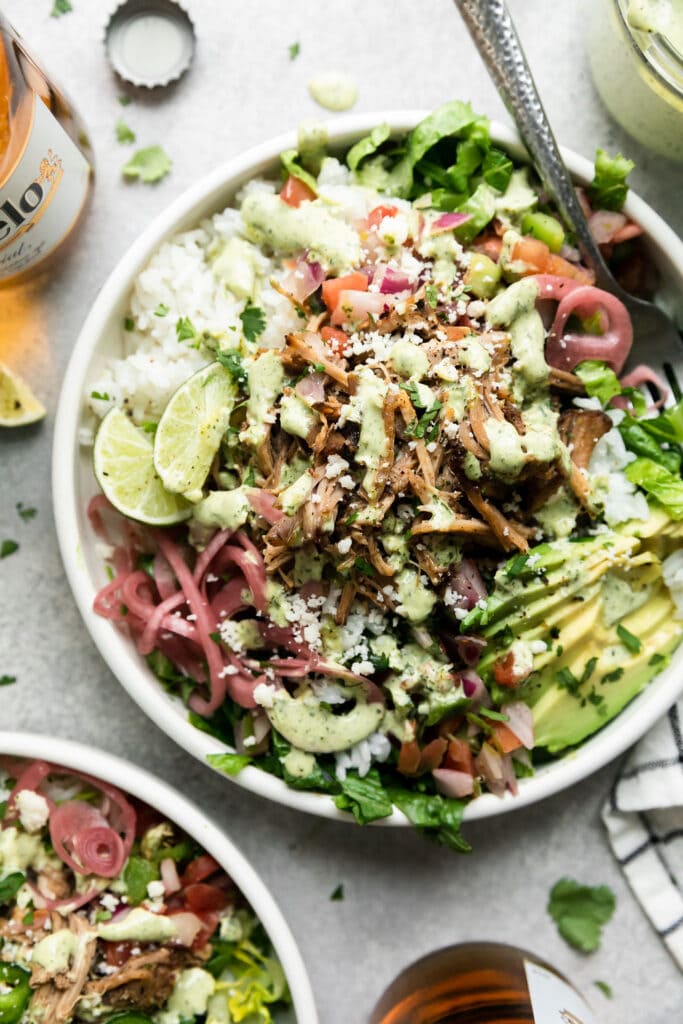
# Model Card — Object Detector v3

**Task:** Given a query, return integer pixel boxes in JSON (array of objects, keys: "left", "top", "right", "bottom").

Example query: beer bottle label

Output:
[
  {"left": 524, "top": 960, "right": 597, "bottom": 1024},
  {"left": 0, "top": 94, "right": 89, "bottom": 280}
]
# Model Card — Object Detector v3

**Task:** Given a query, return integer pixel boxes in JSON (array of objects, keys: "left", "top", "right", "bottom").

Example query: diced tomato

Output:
[
  {"left": 490, "top": 722, "right": 523, "bottom": 754},
  {"left": 493, "top": 652, "right": 530, "bottom": 688},
  {"left": 103, "top": 941, "right": 135, "bottom": 967},
  {"left": 280, "top": 175, "right": 316, "bottom": 208},
  {"left": 397, "top": 740, "right": 421, "bottom": 776},
  {"left": 511, "top": 235, "right": 594, "bottom": 284},
  {"left": 367, "top": 204, "right": 400, "bottom": 229},
  {"left": 418, "top": 738, "right": 448, "bottom": 773},
  {"left": 320, "top": 325, "right": 350, "bottom": 357},
  {"left": 180, "top": 854, "right": 221, "bottom": 887},
  {"left": 321, "top": 272, "right": 368, "bottom": 312},
  {"left": 183, "top": 883, "right": 230, "bottom": 913},
  {"left": 444, "top": 738, "right": 474, "bottom": 775}
]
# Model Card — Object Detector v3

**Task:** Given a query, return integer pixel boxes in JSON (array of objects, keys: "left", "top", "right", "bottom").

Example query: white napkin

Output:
[{"left": 602, "top": 700, "right": 683, "bottom": 969}]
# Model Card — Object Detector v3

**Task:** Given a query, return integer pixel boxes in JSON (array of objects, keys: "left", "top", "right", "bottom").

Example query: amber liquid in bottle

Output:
[
  {"left": 370, "top": 943, "right": 596, "bottom": 1024},
  {"left": 0, "top": 12, "right": 92, "bottom": 289}
]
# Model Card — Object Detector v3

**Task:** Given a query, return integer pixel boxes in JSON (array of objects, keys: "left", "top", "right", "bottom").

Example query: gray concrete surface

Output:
[{"left": 1, "top": 1, "right": 681, "bottom": 1020}]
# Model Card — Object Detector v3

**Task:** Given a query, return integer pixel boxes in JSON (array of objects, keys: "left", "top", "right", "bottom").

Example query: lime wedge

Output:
[
  {"left": 153, "top": 361, "right": 236, "bottom": 499},
  {"left": 94, "top": 407, "right": 192, "bottom": 525},
  {"left": 0, "top": 362, "right": 46, "bottom": 427}
]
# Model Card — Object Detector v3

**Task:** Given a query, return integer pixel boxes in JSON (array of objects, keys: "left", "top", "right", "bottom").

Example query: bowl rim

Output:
[
  {"left": 52, "top": 108, "right": 683, "bottom": 828},
  {"left": 0, "top": 730, "right": 318, "bottom": 1023}
]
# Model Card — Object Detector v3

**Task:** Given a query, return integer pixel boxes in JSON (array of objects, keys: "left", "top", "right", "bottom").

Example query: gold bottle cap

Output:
[{"left": 104, "top": 0, "right": 195, "bottom": 89}]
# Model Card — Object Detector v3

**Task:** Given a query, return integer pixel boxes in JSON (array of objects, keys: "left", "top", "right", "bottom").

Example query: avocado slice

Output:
[{"left": 469, "top": 526, "right": 683, "bottom": 754}]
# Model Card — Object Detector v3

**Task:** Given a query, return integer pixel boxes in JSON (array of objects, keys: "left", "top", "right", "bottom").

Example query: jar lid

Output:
[{"left": 104, "top": 0, "right": 195, "bottom": 89}]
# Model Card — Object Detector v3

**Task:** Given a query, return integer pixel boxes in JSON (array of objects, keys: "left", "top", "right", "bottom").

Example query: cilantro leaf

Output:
[
  {"left": 51, "top": 0, "right": 72, "bottom": 16},
  {"left": 115, "top": 118, "right": 136, "bottom": 145},
  {"left": 548, "top": 878, "right": 616, "bottom": 952},
  {"left": 124, "top": 317, "right": 135, "bottom": 331},
  {"left": 0, "top": 872, "right": 26, "bottom": 905},
  {"left": 122, "top": 145, "right": 172, "bottom": 184},
  {"left": 16, "top": 503, "right": 37, "bottom": 520},
  {"left": 288, "top": 41, "right": 300, "bottom": 60},
  {"left": 616, "top": 623, "right": 642, "bottom": 653},
  {"left": 175, "top": 317, "right": 197, "bottom": 344},
  {"left": 118, "top": 95, "right": 132, "bottom": 106},
  {"left": 334, "top": 769, "right": 393, "bottom": 824},
  {"left": 330, "top": 884, "right": 344, "bottom": 901},
  {"left": 425, "top": 284, "right": 439, "bottom": 308},
  {"left": 594, "top": 980, "right": 613, "bottom": 999},
  {"left": 588, "top": 148, "right": 634, "bottom": 212},
  {"left": 215, "top": 349, "right": 247, "bottom": 384},
  {"left": 208, "top": 752, "right": 252, "bottom": 777},
  {"left": 154, "top": 303, "right": 170, "bottom": 317},
  {"left": 240, "top": 305, "right": 266, "bottom": 343},
  {"left": 1, "top": 540, "right": 19, "bottom": 559},
  {"left": 0, "top": 675, "right": 16, "bottom": 686}
]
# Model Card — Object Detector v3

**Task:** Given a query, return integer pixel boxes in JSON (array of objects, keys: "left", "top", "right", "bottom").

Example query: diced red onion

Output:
[
  {"left": 281, "top": 258, "right": 324, "bottom": 302},
  {"left": 167, "top": 910, "right": 205, "bottom": 947},
  {"left": 455, "top": 635, "right": 487, "bottom": 667},
  {"left": 502, "top": 701, "right": 535, "bottom": 750},
  {"left": 474, "top": 742, "right": 506, "bottom": 797},
  {"left": 331, "top": 290, "right": 394, "bottom": 326},
  {"left": 161, "top": 857, "right": 181, "bottom": 895},
  {"left": 430, "top": 212, "right": 472, "bottom": 234},
  {"left": 373, "top": 265, "right": 414, "bottom": 294},
  {"left": 589, "top": 210, "right": 627, "bottom": 245},
  {"left": 460, "top": 670, "right": 490, "bottom": 707},
  {"left": 446, "top": 559, "right": 487, "bottom": 611},
  {"left": 29, "top": 881, "right": 105, "bottom": 912},
  {"left": 296, "top": 372, "right": 326, "bottom": 404},
  {"left": 501, "top": 752, "right": 518, "bottom": 796},
  {"left": 432, "top": 768, "right": 474, "bottom": 798}
]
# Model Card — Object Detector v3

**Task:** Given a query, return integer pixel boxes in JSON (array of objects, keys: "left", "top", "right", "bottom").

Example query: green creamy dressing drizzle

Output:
[
  {"left": 242, "top": 350, "right": 285, "bottom": 448},
  {"left": 347, "top": 366, "right": 388, "bottom": 500},
  {"left": 240, "top": 192, "right": 360, "bottom": 272}
]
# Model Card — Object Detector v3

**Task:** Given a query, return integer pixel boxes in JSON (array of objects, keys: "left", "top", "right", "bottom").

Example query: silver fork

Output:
[{"left": 453, "top": 0, "right": 683, "bottom": 394}]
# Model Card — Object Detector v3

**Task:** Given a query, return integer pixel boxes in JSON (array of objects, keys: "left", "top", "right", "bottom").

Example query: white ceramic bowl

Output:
[
  {"left": 53, "top": 111, "right": 683, "bottom": 827},
  {"left": 0, "top": 731, "right": 317, "bottom": 1023}
]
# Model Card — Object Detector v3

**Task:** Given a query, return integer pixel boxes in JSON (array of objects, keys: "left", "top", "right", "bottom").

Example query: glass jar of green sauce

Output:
[{"left": 589, "top": 0, "right": 683, "bottom": 161}]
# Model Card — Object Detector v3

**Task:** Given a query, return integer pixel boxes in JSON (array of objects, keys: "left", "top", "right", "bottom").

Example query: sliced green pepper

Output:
[{"left": 0, "top": 964, "right": 31, "bottom": 1024}]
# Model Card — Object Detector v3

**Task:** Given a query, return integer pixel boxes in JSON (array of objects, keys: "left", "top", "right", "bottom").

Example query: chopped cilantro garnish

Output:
[
  {"left": 1, "top": 540, "right": 19, "bottom": 559},
  {"left": 51, "top": 0, "right": 72, "bottom": 16},
  {"left": 240, "top": 304, "right": 267, "bottom": 343},
  {"left": 425, "top": 284, "right": 439, "bottom": 308},
  {"left": 548, "top": 878, "right": 616, "bottom": 952},
  {"left": 209, "top": 632, "right": 222, "bottom": 644},
  {"left": 354, "top": 557, "right": 375, "bottom": 577},
  {"left": 0, "top": 675, "right": 16, "bottom": 687},
  {"left": 556, "top": 658, "right": 596, "bottom": 697},
  {"left": 345, "top": 512, "right": 359, "bottom": 525},
  {"left": 118, "top": 95, "right": 132, "bottom": 106},
  {"left": 330, "top": 884, "right": 344, "bottom": 901},
  {"left": 176, "top": 317, "right": 197, "bottom": 342},
  {"left": 648, "top": 653, "right": 666, "bottom": 667},
  {"left": 90, "top": 390, "right": 110, "bottom": 401},
  {"left": 616, "top": 624, "right": 642, "bottom": 654},
  {"left": 243, "top": 466, "right": 256, "bottom": 487},
  {"left": 288, "top": 41, "right": 300, "bottom": 60},
  {"left": 154, "top": 303, "right": 170, "bottom": 317},
  {"left": 124, "top": 317, "right": 135, "bottom": 331},
  {"left": 0, "top": 872, "right": 25, "bottom": 904},
  {"left": 122, "top": 145, "right": 172, "bottom": 184},
  {"left": 94, "top": 909, "right": 112, "bottom": 923},
  {"left": 405, "top": 401, "right": 442, "bottom": 442},
  {"left": 601, "top": 667, "right": 624, "bottom": 684},
  {"left": 594, "top": 980, "right": 613, "bottom": 999},
  {"left": 115, "top": 118, "right": 136, "bottom": 145},
  {"left": 22, "top": 909, "right": 34, "bottom": 925},
  {"left": 215, "top": 349, "right": 247, "bottom": 384},
  {"left": 16, "top": 503, "right": 37, "bottom": 520},
  {"left": 400, "top": 381, "right": 423, "bottom": 407}
]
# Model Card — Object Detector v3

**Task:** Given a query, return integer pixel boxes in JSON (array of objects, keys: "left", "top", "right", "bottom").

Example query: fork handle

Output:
[{"left": 453, "top": 0, "right": 611, "bottom": 287}]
